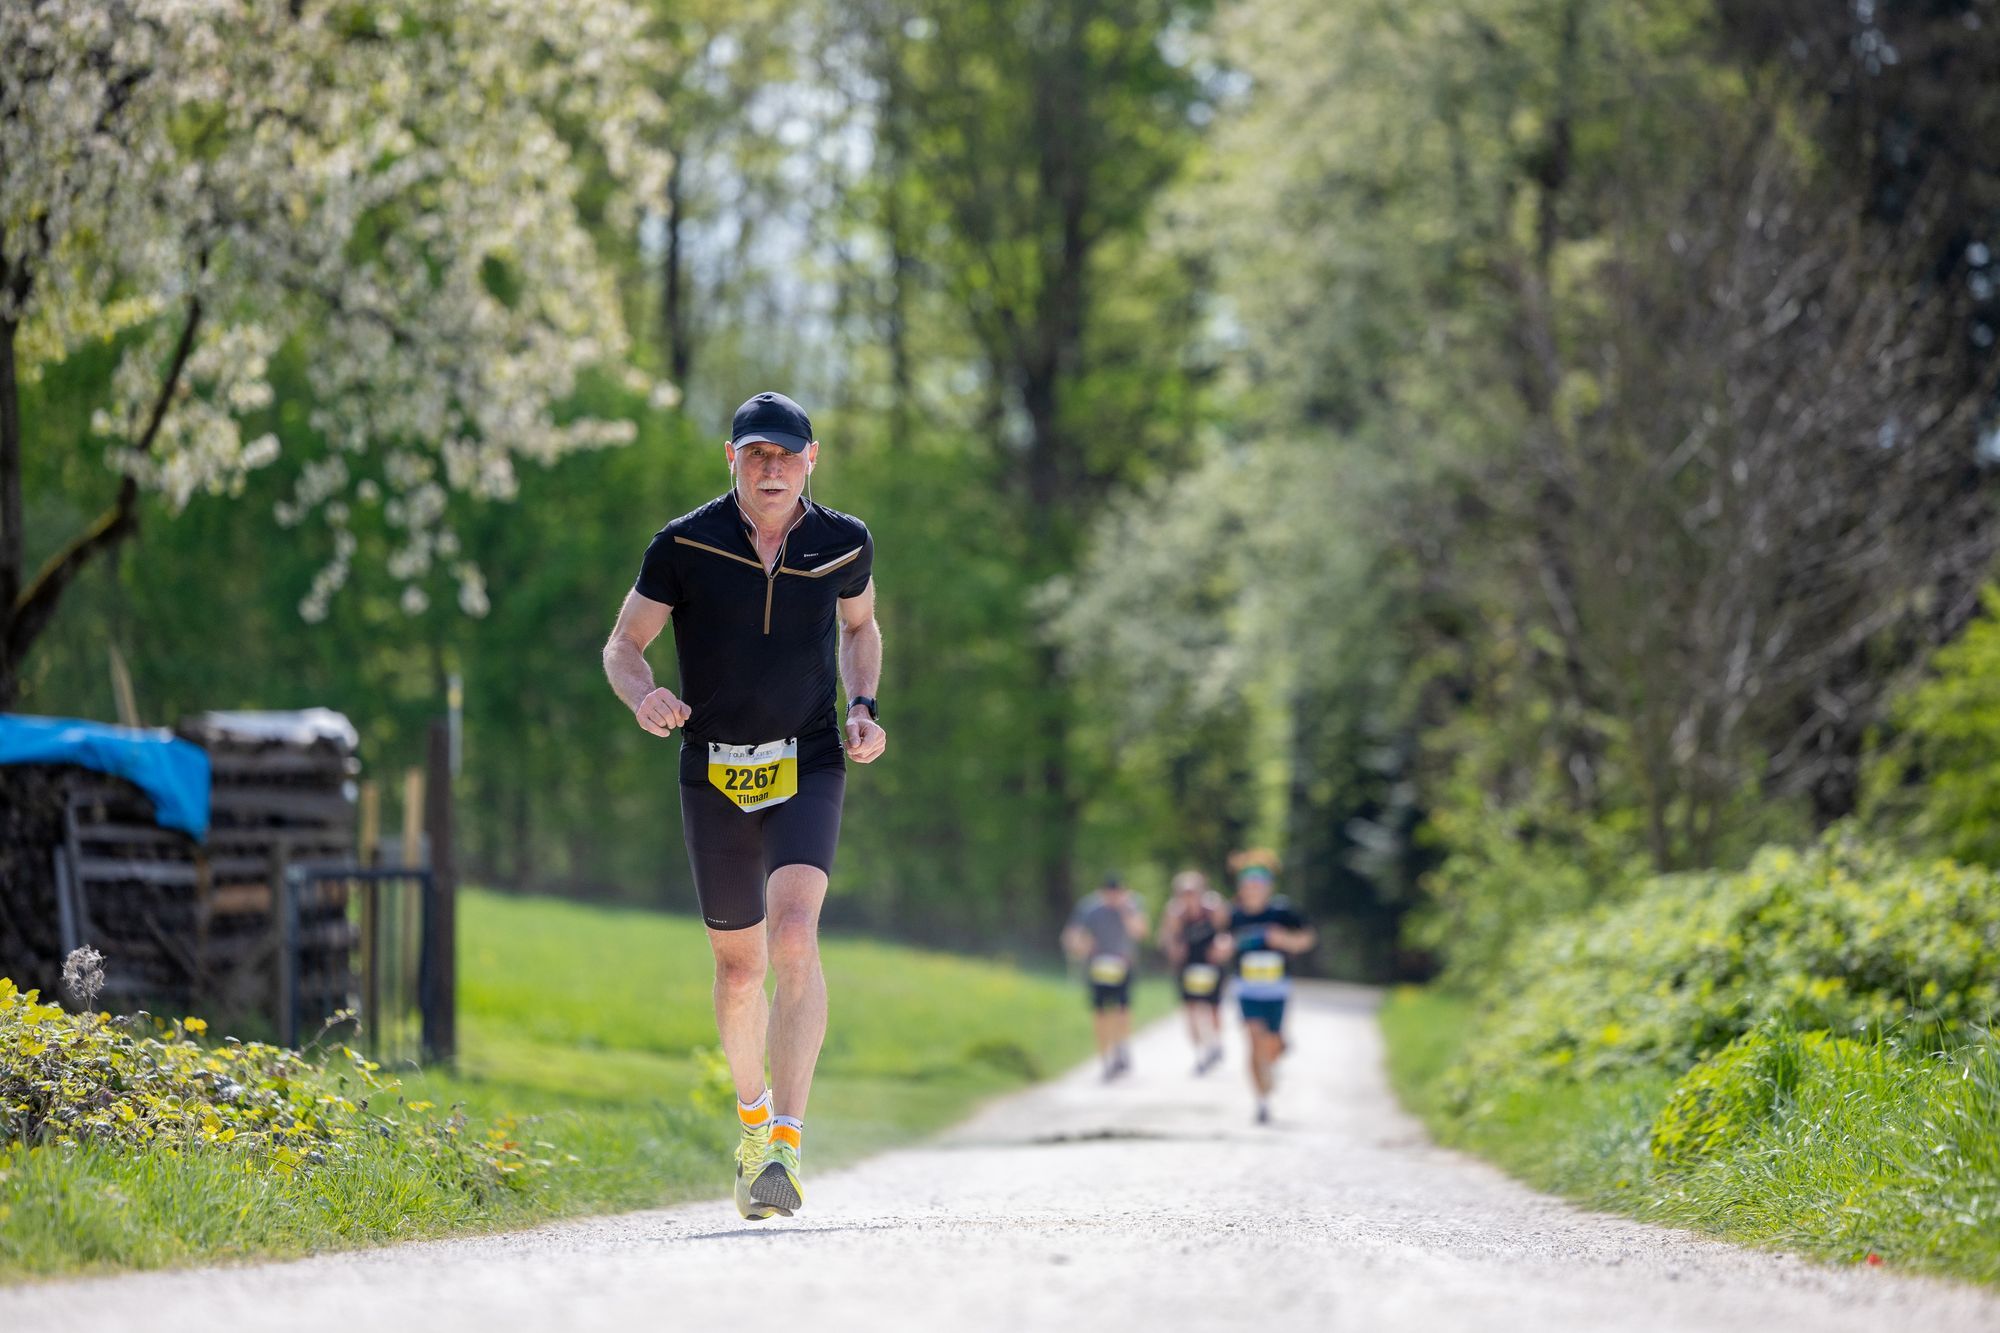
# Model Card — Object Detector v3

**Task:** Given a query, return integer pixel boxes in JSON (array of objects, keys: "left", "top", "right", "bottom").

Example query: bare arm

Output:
[
  {"left": 1268, "top": 925, "right": 1317, "bottom": 954},
  {"left": 838, "top": 578, "right": 886, "bottom": 762},
  {"left": 1205, "top": 903, "right": 1232, "bottom": 963},
  {"left": 1061, "top": 924, "right": 1091, "bottom": 961},
  {"left": 1122, "top": 901, "right": 1149, "bottom": 942},
  {"left": 602, "top": 590, "right": 688, "bottom": 737}
]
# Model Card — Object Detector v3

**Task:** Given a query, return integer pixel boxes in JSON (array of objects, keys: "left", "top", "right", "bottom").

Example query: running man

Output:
[
  {"left": 1061, "top": 873, "right": 1148, "bottom": 1080},
  {"left": 1221, "top": 854, "right": 1316, "bottom": 1124},
  {"left": 602, "top": 390, "right": 886, "bottom": 1220},
  {"left": 1158, "top": 868, "right": 1230, "bottom": 1074}
]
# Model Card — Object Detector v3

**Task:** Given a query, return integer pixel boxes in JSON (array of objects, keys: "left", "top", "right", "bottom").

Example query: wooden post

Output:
[
  {"left": 357, "top": 780, "right": 380, "bottom": 1055},
  {"left": 269, "top": 837, "right": 294, "bottom": 1046},
  {"left": 400, "top": 765, "right": 423, "bottom": 1053},
  {"left": 52, "top": 848, "right": 78, "bottom": 957},
  {"left": 401, "top": 767, "right": 424, "bottom": 867},
  {"left": 421, "top": 720, "right": 456, "bottom": 1065},
  {"left": 359, "top": 780, "right": 381, "bottom": 867}
]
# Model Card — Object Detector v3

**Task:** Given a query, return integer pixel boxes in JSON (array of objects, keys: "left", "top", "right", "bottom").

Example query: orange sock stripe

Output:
[
  {"left": 769, "top": 1123, "right": 801, "bottom": 1150},
  {"left": 738, "top": 1102, "right": 771, "bottom": 1128}
]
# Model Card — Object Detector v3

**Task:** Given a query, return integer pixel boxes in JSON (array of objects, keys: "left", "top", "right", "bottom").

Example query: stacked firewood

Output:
[{"left": 1, "top": 716, "right": 360, "bottom": 1035}]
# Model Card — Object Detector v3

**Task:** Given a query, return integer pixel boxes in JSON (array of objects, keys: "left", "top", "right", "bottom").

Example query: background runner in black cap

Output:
[
  {"left": 1061, "top": 873, "right": 1148, "bottom": 1080},
  {"left": 602, "top": 389, "right": 886, "bottom": 1221}
]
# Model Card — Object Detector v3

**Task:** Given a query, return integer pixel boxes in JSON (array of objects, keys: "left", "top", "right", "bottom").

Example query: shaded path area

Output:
[{"left": 7, "top": 985, "right": 1996, "bottom": 1331}]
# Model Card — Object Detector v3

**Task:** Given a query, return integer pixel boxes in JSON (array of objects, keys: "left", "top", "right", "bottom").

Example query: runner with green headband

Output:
[{"left": 1221, "top": 852, "right": 1316, "bottom": 1125}]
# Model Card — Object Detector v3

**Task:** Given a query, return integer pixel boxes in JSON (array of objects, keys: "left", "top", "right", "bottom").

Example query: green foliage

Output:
[
  {"left": 1409, "top": 741, "right": 1651, "bottom": 990},
  {"left": 1382, "top": 989, "right": 2000, "bottom": 1284},
  {"left": 0, "top": 975, "right": 535, "bottom": 1226},
  {"left": 1647, "top": 1026, "right": 1867, "bottom": 1168},
  {"left": 1453, "top": 832, "right": 2000, "bottom": 1092},
  {"left": 1869, "top": 586, "right": 2000, "bottom": 867},
  {"left": 1388, "top": 829, "right": 2000, "bottom": 1282}
]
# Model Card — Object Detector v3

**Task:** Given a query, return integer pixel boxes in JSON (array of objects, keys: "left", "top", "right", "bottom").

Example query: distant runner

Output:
[
  {"left": 1222, "top": 852, "right": 1316, "bottom": 1125},
  {"left": 602, "top": 390, "right": 886, "bottom": 1220},
  {"left": 1062, "top": 874, "right": 1148, "bottom": 1080},
  {"left": 1158, "top": 868, "right": 1230, "bottom": 1074}
]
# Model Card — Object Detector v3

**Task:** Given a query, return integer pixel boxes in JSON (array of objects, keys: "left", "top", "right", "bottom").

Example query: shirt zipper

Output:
[{"left": 756, "top": 504, "right": 807, "bottom": 636}]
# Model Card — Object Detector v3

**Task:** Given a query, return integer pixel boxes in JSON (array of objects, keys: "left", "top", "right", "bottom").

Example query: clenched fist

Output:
[
  {"left": 844, "top": 710, "right": 887, "bottom": 763},
  {"left": 634, "top": 687, "right": 691, "bottom": 737}
]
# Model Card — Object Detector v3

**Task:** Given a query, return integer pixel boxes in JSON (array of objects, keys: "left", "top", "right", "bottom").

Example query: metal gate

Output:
[{"left": 280, "top": 865, "right": 444, "bottom": 1066}]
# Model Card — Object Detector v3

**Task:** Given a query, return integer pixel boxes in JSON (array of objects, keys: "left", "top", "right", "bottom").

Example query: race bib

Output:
[
  {"left": 1182, "top": 963, "right": 1221, "bottom": 996},
  {"left": 1088, "top": 954, "right": 1130, "bottom": 985},
  {"left": 707, "top": 738, "right": 799, "bottom": 812},
  {"left": 1240, "top": 949, "right": 1285, "bottom": 985}
]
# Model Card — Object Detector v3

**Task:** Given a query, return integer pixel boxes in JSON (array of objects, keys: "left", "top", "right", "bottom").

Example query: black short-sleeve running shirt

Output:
[
  {"left": 1229, "top": 897, "right": 1309, "bottom": 997},
  {"left": 634, "top": 493, "right": 873, "bottom": 783}
]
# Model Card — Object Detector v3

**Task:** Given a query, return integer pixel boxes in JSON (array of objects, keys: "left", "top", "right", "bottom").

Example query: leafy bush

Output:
[
  {"left": 1648, "top": 1026, "right": 1868, "bottom": 1167},
  {"left": 1409, "top": 759, "right": 1651, "bottom": 991},
  {"left": 0, "top": 976, "right": 535, "bottom": 1186},
  {"left": 1452, "top": 830, "right": 2000, "bottom": 1091},
  {"left": 1866, "top": 585, "right": 2000, "bottom": 867},
  {"left": 1384, "top": 989, "right": 2000, "bottom": 1284}
]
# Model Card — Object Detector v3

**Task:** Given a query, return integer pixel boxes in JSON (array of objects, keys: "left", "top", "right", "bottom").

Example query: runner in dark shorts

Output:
[
  {"left": 1220, "top": 851, "right": 1316, "bottom": 1125},
  {"left": 1158, "top": 868, "right": 1230, "bottom": 1074},
  {"left": 603, "top": 390, "right": 887, "bottom": 1219},
  {"left": 1062, "top": 874, "right": 1149, "bottom": 1080}
]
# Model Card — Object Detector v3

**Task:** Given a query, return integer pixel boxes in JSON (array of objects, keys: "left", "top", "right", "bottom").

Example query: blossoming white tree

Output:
[{"left": 0, "top": 0, "right": 671, "bottom": 705}]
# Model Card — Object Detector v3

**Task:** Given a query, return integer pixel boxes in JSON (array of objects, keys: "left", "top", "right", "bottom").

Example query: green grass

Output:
[
  {"left": 1, "top": 889, "right": 1168, "bottom": 1278},
  {"left": 1380, "top": 986, "right": 2000, "bottom": 1285}
]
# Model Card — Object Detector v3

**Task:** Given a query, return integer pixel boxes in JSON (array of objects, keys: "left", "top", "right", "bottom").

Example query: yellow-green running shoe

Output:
[
  {"left": 734, "top": 1125, "right": 777, "bottom": 1221},
  {"left": 749, "top": 1140, "right": 804, "bottom": 1216}
]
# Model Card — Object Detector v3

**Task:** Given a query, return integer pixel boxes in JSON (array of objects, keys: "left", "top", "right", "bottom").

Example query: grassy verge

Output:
[
  {"left": 1, "top": 889, "right": 1168, "bottom": 1279},
  {"left": 1380, "top": 986, "right": 2000, "bottom": 1285}
]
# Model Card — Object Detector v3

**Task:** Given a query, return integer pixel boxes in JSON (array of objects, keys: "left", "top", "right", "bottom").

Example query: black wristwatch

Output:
[{"left": 847, "top": 695, "right": 879, "bottom": 721}]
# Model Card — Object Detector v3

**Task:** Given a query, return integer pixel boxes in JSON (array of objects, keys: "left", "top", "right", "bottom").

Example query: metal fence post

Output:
[
  {"left": 278, "top": 860, "right": 303, "bottom": 1048},
  {"left": 421, "top": 719, "right": 457, "bottom": 1065}
]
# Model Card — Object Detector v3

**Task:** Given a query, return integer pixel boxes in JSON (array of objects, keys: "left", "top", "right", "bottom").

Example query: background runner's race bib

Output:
[
  {"left": 1240, "top": 949, "right": 1285, "bottom": 985},
  {"left": 1182, "top": 963, "right": 1221, "bottom": 995},
  {"left": 707, "top": 738, "right": 799, "bottom": 811},
  {"left": 1088, "top": 954, "right": 1130, "bottom": 985}
]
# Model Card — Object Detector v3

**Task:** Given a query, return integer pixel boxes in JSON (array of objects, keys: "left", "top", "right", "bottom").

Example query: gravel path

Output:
[{"left": 7, "top": 983, "right": 1996, "bottom": 1331}]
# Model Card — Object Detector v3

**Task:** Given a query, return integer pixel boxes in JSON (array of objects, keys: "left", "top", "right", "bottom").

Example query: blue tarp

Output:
[{"left": 0, "top": 714, "right": 210, "bottom": 839}]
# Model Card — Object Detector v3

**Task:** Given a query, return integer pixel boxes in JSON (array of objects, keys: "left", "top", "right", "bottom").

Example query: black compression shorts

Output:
[
  {"left": 679, "top": 767, "right": 845, "bottom": 930},
  {"left": 1090, "top": 980, "right": 1132, "bottom": 1011}
]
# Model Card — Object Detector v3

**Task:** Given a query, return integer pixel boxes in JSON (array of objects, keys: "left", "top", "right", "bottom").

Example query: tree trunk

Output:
[
  {"left": 0, "top": 308, "right": 23, "bottom": 709},
  {"left": 662, "top": 151, "right": 691, "bottom": 388},
  {"left": 1, "top": 235, "right": 31, "bottom": 708}
]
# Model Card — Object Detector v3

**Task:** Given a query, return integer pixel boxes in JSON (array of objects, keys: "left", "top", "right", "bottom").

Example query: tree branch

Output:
[{"left": 4, "top": 288, "right": 203, "bottom": 678}]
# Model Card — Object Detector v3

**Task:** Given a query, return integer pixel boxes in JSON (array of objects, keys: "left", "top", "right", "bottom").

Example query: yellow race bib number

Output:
[
  {"left": 1088, "top": 954, "right": 1130, "bottom": 986},
  {"left": 707, "top": 738, "right": 799, "bottom": 811},
  {"left": 1240, "top": 950, "right": 1285, "bottom": 985},
  {"left": 1182, "top": 963, "right": 1221, "bottom": 996}
]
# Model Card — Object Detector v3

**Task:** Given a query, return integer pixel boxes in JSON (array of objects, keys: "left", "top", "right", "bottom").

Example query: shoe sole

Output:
[
  {"left": 735, "top": 1168, "right": 778, "bottom": 1221},
  {"left": 750, "top": 1161, "right": 804, "bottom": 1213}
]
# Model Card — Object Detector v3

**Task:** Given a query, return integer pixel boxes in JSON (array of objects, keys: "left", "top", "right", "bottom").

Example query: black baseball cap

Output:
[{"left": 729, "top": 391, "right": 814, "bottom": 453}]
